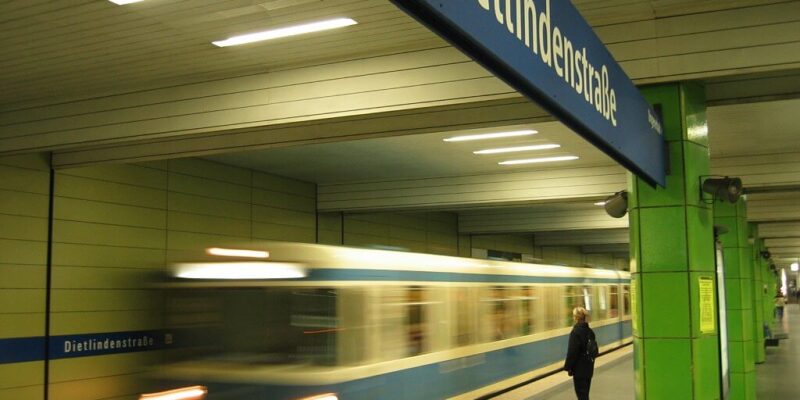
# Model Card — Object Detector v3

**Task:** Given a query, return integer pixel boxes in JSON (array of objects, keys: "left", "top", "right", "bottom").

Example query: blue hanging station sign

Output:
[{"left": 391, "top": 0, "right": 666, "bottom": 186}]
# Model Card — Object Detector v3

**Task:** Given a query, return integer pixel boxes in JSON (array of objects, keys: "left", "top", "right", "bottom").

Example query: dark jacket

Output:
[{"left": 564, "top": 321, "right": 595, "bottom": 378}]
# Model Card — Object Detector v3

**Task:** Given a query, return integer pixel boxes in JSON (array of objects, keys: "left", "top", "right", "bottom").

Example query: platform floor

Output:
[{"left": 497, "top": 304, "right": 799, "bottom": 400}]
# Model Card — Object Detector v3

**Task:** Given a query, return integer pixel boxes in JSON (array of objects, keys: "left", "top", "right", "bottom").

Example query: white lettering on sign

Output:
[
  {"left": 477, "top": 0, "right": 619, "bottom": 127},
  {"left": 62, "top": 335, "right": 156, "bottom": 354}
]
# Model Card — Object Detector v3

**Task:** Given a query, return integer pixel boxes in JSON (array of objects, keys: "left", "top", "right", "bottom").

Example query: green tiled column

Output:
[
  {"left": 758, "top": 239, "right": 777, "bottom": 333},
  {"left": 714, "top": 199, "right": 756, "bottom": 400},
  {"left": 629, "top": 82, "right": 720, "bottom": 400},
  {"left": 749, "top": 224, "right": 765, "bottom": 363}
]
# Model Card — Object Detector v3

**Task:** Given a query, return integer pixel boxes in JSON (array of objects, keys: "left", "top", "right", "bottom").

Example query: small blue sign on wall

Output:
[{"left": 391, "top": 0, "right": 666, "bottom": 186}]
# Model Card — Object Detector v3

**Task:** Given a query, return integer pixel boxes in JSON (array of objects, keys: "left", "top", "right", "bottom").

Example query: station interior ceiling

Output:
[{"left": 1, "top": 0, "right": 798, "bottom": 269}]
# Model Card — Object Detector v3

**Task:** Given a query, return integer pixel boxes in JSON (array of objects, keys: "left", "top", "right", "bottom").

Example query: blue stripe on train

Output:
[
  {"left": 306, "top": 268, "right": 628, "bottom": 284},
  {"left": 155, "top": 321, "right": 631, "bottom": 400}
]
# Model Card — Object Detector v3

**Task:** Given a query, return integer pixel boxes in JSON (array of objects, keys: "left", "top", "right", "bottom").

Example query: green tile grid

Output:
[
  {"left": 631, "top": 83, "right": 721, "bottom": 400},
  {"left": 714, "top": 199, "right": 756, "bottom": 399}
]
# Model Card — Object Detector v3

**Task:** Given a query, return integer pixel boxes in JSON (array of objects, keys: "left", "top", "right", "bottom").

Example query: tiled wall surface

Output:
[
  {"left": 1, "top": 157, "right": 317, "bottom": 400},
  {"left": 0, "top": 154, "right": 50, "bottom": 399}
]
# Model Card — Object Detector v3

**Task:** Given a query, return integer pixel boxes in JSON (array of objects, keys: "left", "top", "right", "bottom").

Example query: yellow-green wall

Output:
[{"left": 0, "top": 154, "right": 50, "bottom": 400}]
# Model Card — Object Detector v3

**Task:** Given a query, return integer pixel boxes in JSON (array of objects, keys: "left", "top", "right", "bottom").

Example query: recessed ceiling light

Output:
[
  {"left": 109, "top": 0, "right": 144, "bottom": 4},
  {"left": 212, "top": 18, "right": 357, "bottom": 47},
  {"left": 498, "top": 155, "right": 579, "bottom": 165},
  {"left": 473, "top": 144, "right": 560, "bottom": 154},
  {"left": 443, "top": 130, "right": 537, "bottom": 142},
  {"left": 206, "top": 247, "right": 269, "bottom": 259}
]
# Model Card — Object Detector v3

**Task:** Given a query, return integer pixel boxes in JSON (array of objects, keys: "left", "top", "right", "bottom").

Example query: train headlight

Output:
[
  {"left": 298, "top": 393, "right": 338, "bottom": 400},
  {"left": 139, "top": 386, "right": 207, "bottom": 400}
]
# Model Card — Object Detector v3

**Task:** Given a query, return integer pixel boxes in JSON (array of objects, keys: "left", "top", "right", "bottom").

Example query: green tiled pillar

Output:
[
  {"left": 714, "top": 199, "right": 756, "bottom": 400},
  {"left": 758, "top": 240, "right": 777, "bottom": 333},
  {"left": 629, "top": 82, "right": 720, "bottom": 400},
  {"left": 749, "top": 224, "right": 765, "bottom": 363}
]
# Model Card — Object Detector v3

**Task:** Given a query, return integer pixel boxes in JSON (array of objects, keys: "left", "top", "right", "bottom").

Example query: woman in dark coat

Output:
[{"left": 564, "top": 307, "right": 596, "bottom": 400}]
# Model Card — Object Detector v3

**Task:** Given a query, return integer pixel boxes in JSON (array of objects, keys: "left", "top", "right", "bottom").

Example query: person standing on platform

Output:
[
  {"left": 564, "top": 307, "right": 597, "bottom": 400},
  {"left": 775, "top": 294, "right": 787, "bottom": 320}
]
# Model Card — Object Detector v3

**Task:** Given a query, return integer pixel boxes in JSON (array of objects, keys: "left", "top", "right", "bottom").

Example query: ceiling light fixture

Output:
[
  {"left": 498, "top": 155, "right": 579, "bottom": 165},
  {"left": 212, "top": 18, "right": 357, "bottom": 47},
  {"left": 206, "top": 247, "right": 269, "bottom": 259},
  {"left": 473, "top": 144, "right": 560, "bottom": 154},
  {"left": 109, "top": 0, "right": 144, "bottom": 4},
  {"left": 443, "top": 130, "right": 537, "bottom": 142},
  {"left": 593, "top": 201, "right": 606, "bottom": 206},
  {"left": 792, "top": 262, "right": 799, "bottom": 272}
]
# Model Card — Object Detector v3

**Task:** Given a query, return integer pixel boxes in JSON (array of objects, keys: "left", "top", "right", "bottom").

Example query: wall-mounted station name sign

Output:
[{"left": 391, "top": 0, "right": 666, "bottom": 186}]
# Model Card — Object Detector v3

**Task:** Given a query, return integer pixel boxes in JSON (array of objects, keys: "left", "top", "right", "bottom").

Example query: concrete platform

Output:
[{"left": 495, "top": 304, "right": 799, "bottom": 399}]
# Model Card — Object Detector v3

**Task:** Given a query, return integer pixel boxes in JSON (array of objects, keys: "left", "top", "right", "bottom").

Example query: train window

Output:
[
  {"left": 454, "top": 288, "right": 477, "bottom": 346},
  {"left": 485, "top": 287, "right": 521, "bottom": 341},
  {"left": 542, "top": 286, "right": 564, "bottom": 330},
  {"left": 564, "top": 286, "right": 584, "bottom": 326},
  {"left": 595, "top": 286, "right": 608, "bottom": 321},
  {"left": 377, "top": 287, "right": 432, "bottom": 359},
  {"left": 336, "top": 288, "right": 368, "bottom": 365},
  {"left": 163, "top": 287, "right": 339, "bottom": 366},
  {"left": 519, "top": 286, "right": 536, "bottom": 335},
  {"left": 291, "top": 288, "right": 338, "bottom": 365},
  {"left": 609, "top": 285, "right": 620, "bottom": 318},
  {"left": 623, "top": 285, "right": 631, "bottom": 317}
]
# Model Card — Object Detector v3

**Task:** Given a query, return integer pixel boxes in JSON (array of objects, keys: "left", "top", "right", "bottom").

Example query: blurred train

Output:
[{"left": 143, "top": 242, "right": 632, "bottom": 400}]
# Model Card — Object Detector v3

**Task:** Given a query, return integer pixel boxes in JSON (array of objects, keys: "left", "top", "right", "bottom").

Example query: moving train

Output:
[{"left": 143, "top": 242, "right": 632, "bottom": 400}]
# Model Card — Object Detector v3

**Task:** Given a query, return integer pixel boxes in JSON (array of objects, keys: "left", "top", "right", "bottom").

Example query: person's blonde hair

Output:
[{"left": 573, "top": 307, "right": 589, "bottom": 321}]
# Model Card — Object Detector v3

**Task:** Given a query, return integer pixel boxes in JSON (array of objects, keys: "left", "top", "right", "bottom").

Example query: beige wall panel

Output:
[
  {"left": 55, "top": 174, "right": 166, "bottom": 209},
  {"left": 252, "top": 188, "right": 316, "bottom": 211},
  {"left": 757, "top": 222, "right": 800, "bottom": 238},
  {"left": 168, "top": 172, "right": 250, "bottom": 203},
  {"left": 59, "top": 164, "right": 168, "bottom": 189},
  {"left": 51, "top": 267, "right": 155, "bottom": 290},
  {"left": 343, "top": 232, "right": 386, "bottom": 248},
  {"left": 169, "top": 192, "right": 251, "bottom": 220},
  {"left": 0, "top": 214, "right": 47, "bottom": 241},
  {"left": 0, "top": 190, "right": 50, "bottom": 218},
  {"left": 1, "top": 75, "right": 514, "bottom": 154},
  {"left": 168, "top": 211, "right": 251, "bottom": 238},
  {"left": 0, "top": 314, "right": 44, "bottom": 338},
  {"left": 52, "top": 244, "right": 164, "bottom": 269},
  {"left": 50, "top": 310, "right": 159, "bottom": 335},
  {"left": 344, "top": 217, "right": 390, "bottom": 236},
  {"left": 252, "top": 222, "right": 315, "bottom": 243},
  {"left": 0, "top": 361, "right": 43, "bottom": 389},
  {"left": 251, "top": 206, "right": 315, "bottom": 228},
  {"left": 390, "top": 239, "right": 428, "bottom": 254},
  {"left": 168, "top": 158, "right": 250, "bottom": 186},
  {"left": 51, "top": 290, "right": 161, "bottom": 313},
  {"left": 540, "top": 246, "right": 585, "bottom": 266},
  {"left": 389, "top": 226, "right": 429, "bottom": 242},
  {"left": 318, "top": 229, "right": 342, "bottom": 245},
  {"left": 4, "top": 47, "right": 469, "bottom": 125},
  {"left": 166, "top": 231, "right": 250, "bottom": 252},
  {"left": 54, "top": 198, "right": 166, "bottom": 229},
  {"left": 51, "top": 98, "right": 547, "bottom": 168},
  {"left": 49, "top": 352, "right": 160, "bottom": 383},
  {"left": 0, "top": 385, "right": 44, "bottom": 400},
  {"left": 0, "top": 153, "right": 49, "bottom": 170},
  {"left": 54, "top": 220, "right": 165, "bottom": 249},
  {"left": 0, "top": 165, "right": 50, "bottom": 194},
  {"left": 0, "top": 239, "right": 47, "bottom": 265},
  {"left": 0, "top": 265, "right": 45, "bottom": 289},
  {"left": 48, "top": 372, "right": 143, "bottom": 400},
  {"left": 471, "top": 234, "right": 534, "bottom": 255},
  {"left": 252, "top": 174, "right": 315, "bottom": 198},
  {"left": 0, "top": 289, "right": 45, "bottom": 314}
]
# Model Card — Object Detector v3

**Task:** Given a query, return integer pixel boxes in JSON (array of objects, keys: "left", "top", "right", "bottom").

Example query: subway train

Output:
[{"left": 142, "top": 242, "right": 632, "bottom": 400}]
